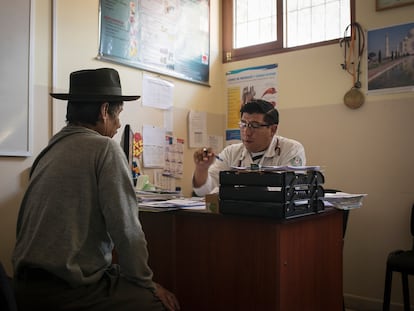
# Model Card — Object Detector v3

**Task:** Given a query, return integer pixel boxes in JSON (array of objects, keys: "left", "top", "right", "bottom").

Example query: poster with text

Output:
[
  {"left": 99, "top": 0, "right": 210, "bottom": 85},
  {"left": 226, "top": 64, "right": 278, "bottom": 129}
]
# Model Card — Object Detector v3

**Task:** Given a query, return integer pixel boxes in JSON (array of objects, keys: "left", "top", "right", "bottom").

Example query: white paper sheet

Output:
[
  {"left": 142, "top": 125, "right": 165, "bottom": 168},
  {"left": 188, "top": 110, "right": 207, "bottom": 148},
  {"left": 142, "top": 74, "right": 174, "bottom": 110}
]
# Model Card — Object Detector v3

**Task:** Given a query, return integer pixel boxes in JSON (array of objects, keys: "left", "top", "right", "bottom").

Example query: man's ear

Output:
[
  {"left": 270, "top": 124, "right": 278, "bottom": 135},
  {"left": 100, "top": 102, "right": 109, "bottom": 120}
]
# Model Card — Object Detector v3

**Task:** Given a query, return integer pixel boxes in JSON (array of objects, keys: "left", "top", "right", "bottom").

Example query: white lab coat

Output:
[{"left": 193, "top": 135, "right": 306, "bottom": 196}]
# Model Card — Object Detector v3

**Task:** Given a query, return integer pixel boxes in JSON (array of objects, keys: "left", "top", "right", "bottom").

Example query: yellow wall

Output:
[{"left": 0, "top": 1, "right": 414, "bottom": 310}]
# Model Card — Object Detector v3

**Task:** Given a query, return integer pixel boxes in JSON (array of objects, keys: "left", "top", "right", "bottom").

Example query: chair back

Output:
[
  {"left": 411, "top": 204, "right": 414, "bottom": 249},
  {"left": 0, "top": 262, "right": 17, "bottom": 311}
]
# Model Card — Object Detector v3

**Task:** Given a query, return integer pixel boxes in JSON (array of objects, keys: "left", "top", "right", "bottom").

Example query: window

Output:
[
  {"left": 222, "top": 0, "right": 355, "bottom": 63},
  {"left": 233, "top": 1, "right": 277, "bottom": 49}
]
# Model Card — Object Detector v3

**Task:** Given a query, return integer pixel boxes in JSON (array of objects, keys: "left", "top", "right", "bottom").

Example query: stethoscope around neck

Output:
[{"left": 238, "top": 138, "right": 280, "bottom": 167}]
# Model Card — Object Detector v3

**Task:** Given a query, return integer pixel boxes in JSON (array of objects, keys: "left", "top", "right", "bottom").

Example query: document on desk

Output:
[
  {"left": 230, "top": 165, "right": 321, "bottom": 171},
  {"left": 323, "top": 192, "right": 367, "bottom": 210},
  {"left": 136, "top": 190, "right": 180, "bottom": 202},
  {"left": 139, "top": 198, "right": 206, "bottom": 212}
]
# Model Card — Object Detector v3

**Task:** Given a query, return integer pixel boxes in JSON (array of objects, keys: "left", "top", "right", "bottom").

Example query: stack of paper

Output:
[
  {"left": 136, "top": 190, "right": 181, "bottom": 203},
  {"left": 230, "top": 165, "right": 321, "bottom": 171},
  {"left": 139, "top": 197, "right": 206, "bottom": 212},
  {"left": 323, "top": 192, "right": 367, "bottom": 210}
]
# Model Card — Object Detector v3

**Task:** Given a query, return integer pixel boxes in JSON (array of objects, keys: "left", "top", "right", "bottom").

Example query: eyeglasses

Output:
[{"left": 238, "top": 121, "right": 271, "bottom": 129}]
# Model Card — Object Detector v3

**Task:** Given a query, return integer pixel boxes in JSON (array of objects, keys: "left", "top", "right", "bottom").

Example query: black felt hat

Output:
[{"left": 50, "top": 68, "right": 140, "bottom": 101}]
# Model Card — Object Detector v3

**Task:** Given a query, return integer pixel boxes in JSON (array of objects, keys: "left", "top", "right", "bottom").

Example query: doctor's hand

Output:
[
  {"left": 193, "top": 147, "right": 217, "bottom": 188},
  {"left": 193, "top": 147, "right": 216, "bottom": 169}
]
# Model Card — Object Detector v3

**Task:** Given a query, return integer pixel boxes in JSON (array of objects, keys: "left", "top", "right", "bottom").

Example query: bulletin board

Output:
[
  {"left": 98, "top": 0, "right": 210, "bottom": 85},
  {"left": 0, "top": 0, "right": 33, "bottom": 156}
]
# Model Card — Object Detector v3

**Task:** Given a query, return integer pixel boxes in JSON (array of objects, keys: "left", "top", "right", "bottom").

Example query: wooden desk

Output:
[{"left": 140, "top": 208, "right": 343, "bottom": 311}]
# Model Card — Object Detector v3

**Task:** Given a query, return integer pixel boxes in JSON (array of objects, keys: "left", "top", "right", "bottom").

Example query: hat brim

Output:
[{"left": 50, "top": 93, "right": 140, "bottom": 102}]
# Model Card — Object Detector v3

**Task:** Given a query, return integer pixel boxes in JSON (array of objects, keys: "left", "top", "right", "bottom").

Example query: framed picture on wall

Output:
[
  {"left": 367, "top": 22, "right": 414, "bottom": 93},
  {"left": 376, "top": 0, "right": 414, "bottom": 11},
  {"left": 98, "top": 0, "right": 210, "bottom": 86},
  {"left": 0, "top": 0, "right": 33, "bottom": 156}
]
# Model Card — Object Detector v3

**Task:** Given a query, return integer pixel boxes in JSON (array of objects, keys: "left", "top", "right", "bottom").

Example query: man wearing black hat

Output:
[
  {"left": 12, "top": 68, "right": 179, "bottom": 311},
  {"left": 193, "top": 99, "right": 306, "bottom": 196}
]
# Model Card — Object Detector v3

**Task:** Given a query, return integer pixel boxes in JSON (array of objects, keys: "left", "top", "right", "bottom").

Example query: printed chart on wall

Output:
[
  {"left": 226, "top": 64, "right": 278, "bottom": 130},
  {"left": 98, "top": 0, "right": 210, "bottom": 85},
  {"left": 164, "top": 135, "right": 184, "bottom": 179}
]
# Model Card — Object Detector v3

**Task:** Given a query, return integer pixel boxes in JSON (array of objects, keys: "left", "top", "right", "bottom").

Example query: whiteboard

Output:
[{"left": 0, "top": 0, "right": 33, "bottom": 156}]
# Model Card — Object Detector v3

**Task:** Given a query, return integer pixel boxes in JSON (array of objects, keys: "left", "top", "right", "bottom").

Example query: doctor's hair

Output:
[
  {"left": 240, "top": 99, "right": 279, "bottom": 125},
  {"left": 66, "top": 101, "right": 123, "bottom": 125}
]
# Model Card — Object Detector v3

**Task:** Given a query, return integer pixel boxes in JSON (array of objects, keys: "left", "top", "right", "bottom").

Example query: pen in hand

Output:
[
  {"left": 202, "top": 148, "right": 223, "bottom": 162},
  {"left": 215, "top": 155, "right": 224, "bottom": 161}
]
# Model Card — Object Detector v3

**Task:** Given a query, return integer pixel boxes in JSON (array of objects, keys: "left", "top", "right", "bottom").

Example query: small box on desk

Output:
[
  {"left": 219, "top": 169, "right": 325, "bottom": 219},
  {"left": 205, "top": 193, "right": 220, "bottom": 213}
]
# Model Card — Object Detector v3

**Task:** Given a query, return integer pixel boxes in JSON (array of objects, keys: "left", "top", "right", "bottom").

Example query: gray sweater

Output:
[{"left": 13, "top": 125, "right": 155, "bottom": 290}]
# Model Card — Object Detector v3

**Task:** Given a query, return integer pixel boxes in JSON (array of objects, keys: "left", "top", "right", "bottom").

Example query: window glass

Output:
[
  {"left": 223, "top": 0, "right": 353, "bottom": 63},
  {"left": 286, "top": 0, "right": 349, "bottom": 47},
  {"left": 233, "top": 0, "right": 277, "bottom": 49}
]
